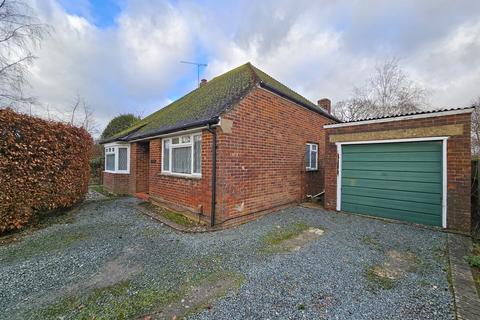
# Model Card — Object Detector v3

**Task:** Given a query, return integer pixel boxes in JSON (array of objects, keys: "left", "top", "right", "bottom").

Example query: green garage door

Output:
[{"left": 341, "top": 141, "right": 443, "bottom": 226}]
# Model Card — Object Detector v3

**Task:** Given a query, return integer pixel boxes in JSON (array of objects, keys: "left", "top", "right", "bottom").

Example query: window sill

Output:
[
  {"left": 306, "top": 169, "right": 318, "bottom": 172},
  {"left": 104, "top": 170, "right": 130, "bottom": 175},
  {"left": 159, "top": 172, "right": 202, "bottom": 180}
]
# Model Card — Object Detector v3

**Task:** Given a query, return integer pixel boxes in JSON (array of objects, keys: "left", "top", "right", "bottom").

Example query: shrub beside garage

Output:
[{"left": 0, "top": 108, "right": 93, "bottom": 234}]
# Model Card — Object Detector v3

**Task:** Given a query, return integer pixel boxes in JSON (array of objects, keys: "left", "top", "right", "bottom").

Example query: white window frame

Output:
[
  {"left": 104, "top": 143, "right": 130, "bottom": 174},
  {"left": 161, "top": 133, "right": 202, "bottom": 178},
  {"left": 306, "top": 143, "right": 318, "bottom": 171}
]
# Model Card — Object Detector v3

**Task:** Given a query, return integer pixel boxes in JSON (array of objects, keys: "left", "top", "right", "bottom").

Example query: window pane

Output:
[
  {"left": 305, "top": 144, "right": 311, "bottom": 168},
  {"left": 311, "top": 148, "right": 317, "bottom": 169},
  {"left": 118, "top": 147, "right": 128, "bottom": 170},
  {"left": 106, "top": 154, "right": 115, "bottom": 171},
  {"left": 172, "top": 137, "right": 179, "bottom": 144},
  {"left": 193, "top": 135, "right": 201, "bottom": 174},
  {"left": 181, "top": 135, "right": 191, "bottom": 143},
  {"left": 172, "top": 147, "right": 191, "bottom": 174},
  {"left": 163, "top": 139, "right": 170, "bottom": 171}
]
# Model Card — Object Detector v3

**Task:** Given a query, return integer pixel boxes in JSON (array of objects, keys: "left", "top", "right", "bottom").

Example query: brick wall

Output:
[
  {"left": 129, "top": 141, "right": 149, "bottom": 194},
  {"left": 147, "top": 131, "right": 213, "bottom": 221},
  {"left": 103, "top": 87, "right": 332, "bottom": 226},
  {"left": 324, "top": 112, "right": 472, "bottom": 232},
  {"left": 215, "top": 87, "right": 331, "bottom": 223},
  {"left": 103, "top": 171, "right": 130, "bottom": 194}
]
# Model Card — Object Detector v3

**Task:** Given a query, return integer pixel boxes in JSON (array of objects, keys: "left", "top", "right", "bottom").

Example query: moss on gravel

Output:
[
  {"left": 262, "top": 222, "right": 310, "bottom": 247},
  {"left": 365, "top": 266, "right": 397, "bottom": 290},
  {"left": 34, "top": 269, "right": 245, "bottom": 320},
  {"left": 0, "top": 231, "right": 88, "bottom": 263},
  {"left": 36, "top": 280, "right": 181, "bottom": 320},
  {"left": 161, "top": 209, "right": 197, "bottom": 228}
]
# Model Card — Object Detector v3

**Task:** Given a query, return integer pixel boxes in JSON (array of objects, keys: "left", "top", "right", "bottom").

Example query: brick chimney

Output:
[
  {"left": 318, "top": 98, "right": 331, "bottom": 113},
  {"left": 200, "top": 79, "right": 207, "bottom": 87}
]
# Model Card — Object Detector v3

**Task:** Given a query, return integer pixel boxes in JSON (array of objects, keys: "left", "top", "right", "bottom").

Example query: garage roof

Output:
[{"left": 324, "top": 106, "right": 474, "bottom": 128}]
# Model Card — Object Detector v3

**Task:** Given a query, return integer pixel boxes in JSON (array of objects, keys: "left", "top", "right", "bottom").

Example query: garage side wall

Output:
[{"left": 324, "top": 112, "right": 472, "bottom": 232}]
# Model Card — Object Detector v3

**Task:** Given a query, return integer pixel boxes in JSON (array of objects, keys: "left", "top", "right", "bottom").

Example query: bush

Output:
[
  {"left": 0, "top": 108, "right": 93, "bottom": 234},
  {"left": 89, "top": 155, "right": 104, "bottom": 185}
]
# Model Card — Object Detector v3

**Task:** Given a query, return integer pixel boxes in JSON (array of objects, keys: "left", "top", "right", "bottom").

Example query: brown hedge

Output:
[{"left": 0, "top": 108, "right": 93, "bottom": 234}]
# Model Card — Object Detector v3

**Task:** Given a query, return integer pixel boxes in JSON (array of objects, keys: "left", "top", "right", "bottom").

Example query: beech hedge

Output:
[{"left": 0, "top": 108, "right": 93, "bottom": 234}]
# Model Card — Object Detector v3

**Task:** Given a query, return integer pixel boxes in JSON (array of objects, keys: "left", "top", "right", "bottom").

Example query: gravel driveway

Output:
[{"left": 0, "top": 197, "right": 454, "bottom": 319}]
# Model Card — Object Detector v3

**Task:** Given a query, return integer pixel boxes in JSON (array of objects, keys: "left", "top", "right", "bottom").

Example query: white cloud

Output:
[
  {"left": 25, "top": 0, "right": 194, "bottom": 135},
  {"left": 17, "top": 0, "right": 480, "bottom": 137}
]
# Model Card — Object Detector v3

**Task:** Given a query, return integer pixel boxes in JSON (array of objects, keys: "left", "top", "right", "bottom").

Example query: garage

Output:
[
  {"left": 338, "top": 140, "right": 445, "bottom": 227},
  {"left": 324, "top": 107, "right": 474, "bottom": 232}
]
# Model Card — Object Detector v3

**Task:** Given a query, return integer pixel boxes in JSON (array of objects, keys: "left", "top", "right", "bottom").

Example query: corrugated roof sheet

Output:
[{"left": 327, "top": 106, "right": 474, "bottom": 125}]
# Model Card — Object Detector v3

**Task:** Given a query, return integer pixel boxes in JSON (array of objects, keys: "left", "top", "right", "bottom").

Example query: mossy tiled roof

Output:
[{"left": 105, "top": 62, "right": 333, "bottom": 142}]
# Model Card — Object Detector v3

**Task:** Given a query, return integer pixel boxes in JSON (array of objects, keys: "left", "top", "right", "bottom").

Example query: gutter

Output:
[
  {"left": 100, "top": 117, "right": 220, "bottom": 144},
  {"left": 258, "top": 82, "right": 340, "bottom": 122},
  {"left": 207, "top": 124, "right": 217, "bottom": 227}
]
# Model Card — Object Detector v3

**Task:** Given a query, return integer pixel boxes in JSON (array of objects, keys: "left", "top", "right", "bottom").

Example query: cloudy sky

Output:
[{"left": 25, "top": 0, "right": 480, "bottom": 135}]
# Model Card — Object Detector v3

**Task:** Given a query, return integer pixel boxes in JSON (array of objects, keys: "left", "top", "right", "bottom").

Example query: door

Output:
[{"left": 340, "top": 141, "right": 443, "bottom": 226}]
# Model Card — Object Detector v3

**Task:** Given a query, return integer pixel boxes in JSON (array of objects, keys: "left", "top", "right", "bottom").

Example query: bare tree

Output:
[
  {"left": 333, "top": 58, "right": 428, "bottom": 121},
  {"left": 69, "top": 94, "right": 98, "bottom": 135},
  {"left": 0, "top": 0, "right": 48, "bottom": 110},
  {"left": 472, "top": 97, "right": 480, "bottom": 155}
]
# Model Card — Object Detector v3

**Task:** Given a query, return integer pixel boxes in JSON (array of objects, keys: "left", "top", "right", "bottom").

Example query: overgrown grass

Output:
[
  {"left": 0, "top": 231, "right": 88, "bottom": 263},
  {"left": 161, "top": 209, "right": 197, "bottom": 227},
  {"left": 262, "top": 222, "right": 310, "bottom": 246},
  {"left": 89, "top": 185, "right": 114, "bottom": 197},
  {"left": 365, "top": 266, "right": 396, "bottom": 290}
]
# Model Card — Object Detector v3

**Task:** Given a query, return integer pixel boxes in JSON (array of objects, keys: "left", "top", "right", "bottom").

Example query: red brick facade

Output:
[
  {"left": 103, "top": 88, "right": 472, "bottom": 232},
  {"left": 215, "top": 88, "right": 329, "bottom": 224},
  {"left": 324, "top": 112, "right": 472, "bottom": 232},
  {"left": 146, "top": 132, "right": 213, "bottom": 220},
  {"left": 104, "top": 87, "right": 332, "bottom": 225},
  {"left": 103, "top": 171, "right": 130, "bottom": 194}
]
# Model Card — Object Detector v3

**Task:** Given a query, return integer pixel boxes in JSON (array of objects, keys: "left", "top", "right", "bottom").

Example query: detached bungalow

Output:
[
  {"left": 101, "top": 62, "right": 473, "bottom": 233},
  {"left": 101, "top": 63, "right": 337, "bottom": 227}
]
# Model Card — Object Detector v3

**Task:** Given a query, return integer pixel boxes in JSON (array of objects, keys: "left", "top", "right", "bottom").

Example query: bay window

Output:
[
  {"left": 162, "top": 133, "right": 202, "bottom": 177},
  {"left": 104, "top": 144, "right": 130, "bottom": 173},
  {"left": 306, "top": 143, "right": 318, "bottom": 171}
]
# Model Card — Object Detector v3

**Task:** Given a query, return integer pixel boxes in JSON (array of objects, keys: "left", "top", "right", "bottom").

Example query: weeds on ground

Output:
[
  {"left": 365, "top": 266, "right": 396, "bottom": 290},
  {"left": 0, "top": 208, "right": 77, "bottom": 246},
  {"left": 35, "top": 280, "right": 181, "bottom": 320},
  {"left": 467, "top": 242, "right": 480, "bottom": 297},
  {"left": 89, "top": 185, "right": 114, "bottom": 197},
  {"left": 140, "top": 202, "right": 199, "bottom": 228},
  {"left": 262, "top": 222, "right": 310, "bottom": 246},
  {"left": 161, "top": 209, "right": 197, "bottom": 227},
  {"left": 0, "top": 231, "right": 88, "bottom": 263},
  {"left": 33, "top": 268, "right": 245, "bottom": 320},
  {"left": 360, "top": 234, "right": 383, "bottom": 251}
]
